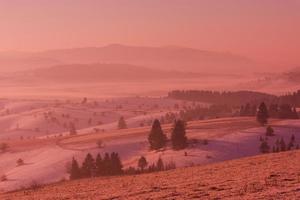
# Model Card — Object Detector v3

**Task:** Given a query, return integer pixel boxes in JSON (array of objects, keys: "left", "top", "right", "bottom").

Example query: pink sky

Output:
[{"left": 0, "top": 0, "right": 299, "bottom": 67}]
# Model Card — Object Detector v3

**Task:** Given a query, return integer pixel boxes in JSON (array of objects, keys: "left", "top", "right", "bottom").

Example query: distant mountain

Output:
[
  {"left": 0, "top": 52, "right": 60, "bottom": 73},
  {"left": 36, "top": 44, "right": 257, "bottom": 74},
  {"left": 0, "top": 44, "right": 261, "bottom": 74},
  {"left": 7, "top": 63, "right": 208, "bottom": 83}
]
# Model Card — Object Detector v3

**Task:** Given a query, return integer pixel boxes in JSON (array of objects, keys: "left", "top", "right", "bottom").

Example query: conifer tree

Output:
[
  {"left": 280, "top": 138, "right": 286, "bottom": 152},
  {"left": 156, "top": 157, "right": 164, "bottom": 171},
  {"left": 259, "top": 138, "right": 270, "bottom": 153},
  {"left": 118, "top": 116, "right": 127, "bottom": 129},
  {"left": 110, "top": 152, "right": 123, "bottom": 175},
  {"left": 256, "top": 102, "right": 269, "bottom": 125},
  {"left": 148, "top": 119, "right": 167, "bottom": 150},
  {"left": 70, "top": 157, "right": 81, "bottom": 180},
  {"left": 95, "top": 153, "right": 104, "bottom": 176},
  {"left": 103, "top": 153, "right": 111, "bottom": 175},
  {"left": 81, "top": 153, "right": 95, "bottom": 178},
  {"left": 171, "top": 120, "right": 188, "bottom": 150},
  {"left": 138, "top": 156, "right": 148, "bottom": 172}
]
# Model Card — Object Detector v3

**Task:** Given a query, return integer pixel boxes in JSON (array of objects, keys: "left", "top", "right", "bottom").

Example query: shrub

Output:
[
  {"left": 266, "top": 126, "right": 275, "bottom": 136},
  {"left": 17, "top": 158, "right": 24, "bottom": 166},
  {"left": 1, "top": 175, "right": 7, "bottom": 182}
]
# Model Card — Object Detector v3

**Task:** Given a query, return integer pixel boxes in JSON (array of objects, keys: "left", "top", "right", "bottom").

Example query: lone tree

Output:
[
  {"left": 148, "top": 119, "right": 167, "bottom": 150},
  {"left": 171, "top": 120, "right": 188, "bottom": 150},
  {"left": 257, "top": 102, "right": 269, "bottom": 125},
  {"left": 118, "top": 116, "right": 127, "bottom": 129},
  {"left": 138, "top": 156, "right": 148, "bottom": 172},
  {"left": 16, "top": 158, "right": 24, "bottom": 166},
  {"left": 70, "top": 157, "right": 81, "bottom": 180}
]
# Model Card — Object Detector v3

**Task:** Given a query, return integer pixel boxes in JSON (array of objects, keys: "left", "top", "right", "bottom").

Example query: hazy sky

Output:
[{"left": 0, "top": 0, "right": 299, "bottom": 66}]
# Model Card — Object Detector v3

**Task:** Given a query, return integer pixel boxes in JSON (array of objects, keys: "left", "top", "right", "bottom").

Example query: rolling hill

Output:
[{"left": 2, "top": 150, "right": 300, "bottom": 199}]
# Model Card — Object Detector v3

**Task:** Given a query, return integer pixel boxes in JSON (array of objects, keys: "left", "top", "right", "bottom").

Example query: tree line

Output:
[
  {"left": 69, "top": 153, "right": 176, "bottom": 180},
  {"left": 168, "top": 89, "right": 300, "bottom": 107},
  {"left": 69, "top": 152, "right": 123, "bottom": 180},
  {"left": 241, "top": 103, "right": 298, "bottom": 119},
  {"left": 168, "top": 90, "right": 275, "bottom": 106}
]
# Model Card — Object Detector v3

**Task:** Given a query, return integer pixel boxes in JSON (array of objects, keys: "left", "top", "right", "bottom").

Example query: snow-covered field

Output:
[{"left": 0, "top": 97, "right": 299, "bottom": 192}]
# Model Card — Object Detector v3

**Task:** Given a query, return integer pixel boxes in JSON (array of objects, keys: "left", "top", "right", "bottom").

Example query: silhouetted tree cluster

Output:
[
  {"left": 241, "top": 102, "right": 298, "bottom": 120},
  {"left": 168, "top": 90, "right": 275, "bottom": 106},
  {"left": 179, "top": 104, "right": 232, "bottom": 121},
  {"left": 69, "top": 152, "right": 123, "bottom": 180},
  {"left": 278, "top": 90, "right": 300, "bottom": 107},
  {"left": 124, "top": 156, "right": 176, "bottom": 175},
  {"left": 260, "top": 135, "right": 299, "bottom": 154},
  {"left": 239, "top": 103, "right": 257, "bottom": 116},
  {"left": 169, "top": 89, "right": 300, "bottom": 107}
]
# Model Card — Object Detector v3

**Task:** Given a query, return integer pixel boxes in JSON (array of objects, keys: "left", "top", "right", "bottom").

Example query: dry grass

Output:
[{"left": 2, "top": 150, "right": 300, "bottom": 200}]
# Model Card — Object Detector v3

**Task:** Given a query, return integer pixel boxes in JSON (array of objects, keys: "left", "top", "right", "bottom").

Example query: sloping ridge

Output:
[{"left": 2, "top": 150, "right": 300, "bottom": 199}]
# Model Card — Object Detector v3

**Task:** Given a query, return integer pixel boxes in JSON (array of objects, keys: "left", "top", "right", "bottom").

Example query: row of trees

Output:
[
  {"left": 256, "top": 102, "right": 299, "bottom": 126},
  {"left": 241, "top": 103, "right": 298, "bottom": 119},
  {"left": 179, "top": 104, "right": 232, "bottom": 121},
  {"left": 126, "top": 156, "right": 176, "bottom": 175},
  {"left": 69, "top": 152, "right": 123, "bottom": 180},
  {"left": 259, "top": 135, "right": 298, "bottom": 154},
  {"left": 168, "top": 90, "right": 275, "bottom": 106},
  {"left": 169, "top": 89, "right": 300, "bottom": 107},
  {"left": 148, "top": 119, "right": 188, "bottom": 150},
  {"left": 69, "top": 153, "right": 176, "bottom": 180}
]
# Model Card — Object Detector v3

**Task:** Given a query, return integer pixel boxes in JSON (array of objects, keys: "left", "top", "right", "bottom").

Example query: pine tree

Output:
[
  {"left": 81, "top": 153, "right": 95, "bottom": 178},
  {"left": 70, "top": 157, "right": 81, "bottom": 180},
  {"left": 256, "top": 102, "right": 269, "bottom": 125},
  {"left": 95, "top": 153, "right": 104, "bottom": 176},
  {"left": 280, "top": 138, "right": 286, "bottom": 152},
  {"left": 148, "top": 119, "right": 167, "bottom": 150},
  {"left": 171, "top": 120, "right": 188, "bottom": 150},
  {"left": 118, "top": 116, "right": 127, "bottom": 129},
  {"left": 110, "top": 152, "right": 123, "bottom": 175},
  {"left": 259, "top": 139, "right": 270, "bottom": 153},
  {"left": 103, "top": 153, "right": 111, "bottom": 175},
  {"left": 156, "top": 157, "right": 164, "bottom": 171},
  {"left": 138, "top": 156, "right": 148, "bottom": 172}
]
